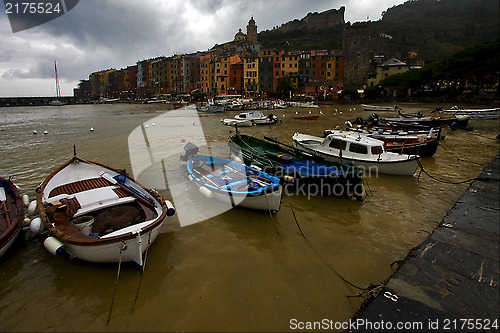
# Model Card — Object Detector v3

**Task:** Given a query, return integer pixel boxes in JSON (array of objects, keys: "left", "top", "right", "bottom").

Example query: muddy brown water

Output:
[{"left": 0, "top": 103, "right": 498, "bottom": 331}]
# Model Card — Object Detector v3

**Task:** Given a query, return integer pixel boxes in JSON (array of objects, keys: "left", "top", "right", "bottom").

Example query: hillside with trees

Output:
[
  {"left": 373, "top": 39, "right": 500, "bottom": 99},
  {"left": 375, "top": 0, "right": 500, "bottom": 63},
  {"left": 258, "top": 0, "right": 499, "bottom": 63}
]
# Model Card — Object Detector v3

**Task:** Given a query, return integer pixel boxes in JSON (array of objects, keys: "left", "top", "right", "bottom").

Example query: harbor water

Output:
[{"left": 0, "top": 103, "right": 498, "bottom": 331}]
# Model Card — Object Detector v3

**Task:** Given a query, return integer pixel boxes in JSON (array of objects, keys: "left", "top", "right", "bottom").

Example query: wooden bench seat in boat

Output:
[{"left": 48, "top": 177, "right": 111, "bottom": 198}]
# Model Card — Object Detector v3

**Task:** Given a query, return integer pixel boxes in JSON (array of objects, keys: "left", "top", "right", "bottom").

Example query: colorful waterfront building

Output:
[
  {"left": 229, "top": 61, "right": 244, "bottom": 95},
  {"left": 243, "top": 53, "right": 259, "bottom": 97},
  {"left": 326, "top": 52, "right": 344, "bottom": 82},
  {"left": 273, "top": 50, "right": 285, "bottom": 92},
  {"left": 310, "top": 50, "right": 329, "bottom": 82},
  {"left": 281, "top": 51, "right": 300, "bottom": 89},
  {"left": 258, "top": 49, "right": 274, "bottom": 96}
]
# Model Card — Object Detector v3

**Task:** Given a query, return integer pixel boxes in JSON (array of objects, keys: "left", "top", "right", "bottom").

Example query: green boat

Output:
[{"left": 228, "top": 134, "right": 366, "bottom": 200}]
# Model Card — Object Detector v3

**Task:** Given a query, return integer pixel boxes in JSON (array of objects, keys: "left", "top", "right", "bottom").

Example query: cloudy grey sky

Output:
[{"left": 0, "top": 0, "right": 406, "bottom": 97}]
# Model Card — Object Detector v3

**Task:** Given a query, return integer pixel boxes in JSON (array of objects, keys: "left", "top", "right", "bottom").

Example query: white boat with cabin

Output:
[
  {"left": 292, "top": 131, "right": 421, "bottom": 176},
  {"left": 234, "top": 111, "right": 278, "bottom": 125}
]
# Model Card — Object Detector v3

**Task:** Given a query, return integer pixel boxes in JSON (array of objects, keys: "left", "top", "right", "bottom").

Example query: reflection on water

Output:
[{"left": 0, "top": 103, "right": 498, "bottom": 331}]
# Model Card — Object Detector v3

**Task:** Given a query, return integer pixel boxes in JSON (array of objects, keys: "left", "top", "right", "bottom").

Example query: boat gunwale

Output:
[
  {"left": 229, "top": 134, "right": 364, "bottom": 177},
  {"left": 187, "top": 155, "right": 281, "bottom": 197},
  {"left": 0, "top": 177, "right": 24, "bottom": 249}
]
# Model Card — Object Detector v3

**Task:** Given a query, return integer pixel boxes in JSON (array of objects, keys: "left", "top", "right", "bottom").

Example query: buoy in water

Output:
[
  {"left": 89, "top": 127, "right": 94, "bottom": 131},
  {"left": 27, "top": 200, "right": 38, "bottom": 215},
  {"left": 44, "top": 236, "right": 65, "bottom": 255},
  {"left": 29, "top": 217, "right": 44, "bottom": 233},
  {"left": 152, "top": 122, "right": 156, "bottom": 126},
  {"left": 33, "top": 130, "right": 38, "bottom": 134},
  {"left": 43, "top": 130, "right": 48, "bottom": 134},
  {"left": 199, "top": 186, "right": 213, "bottom": 199}
]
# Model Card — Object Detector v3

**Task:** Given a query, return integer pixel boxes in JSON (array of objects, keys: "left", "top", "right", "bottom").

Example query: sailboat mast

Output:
[{"left": 54, "top": 60, "right": 61, "bottom": 98}]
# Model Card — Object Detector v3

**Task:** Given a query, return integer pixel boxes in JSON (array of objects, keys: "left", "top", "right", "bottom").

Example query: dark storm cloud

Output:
[{"left": 0, "top": 0, "right": 405, "bottom": 96}]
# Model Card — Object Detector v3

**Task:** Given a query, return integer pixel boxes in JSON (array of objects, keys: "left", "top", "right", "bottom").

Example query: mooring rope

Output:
[
  {"left": 417, "top": 160, "right": 493, "bottom": 184},
  {"left": 132, "top": 230, "right": 152, "bottom": 312},
  {"left": 107, "top": 241, "right": 126, "bottom": 326},
  {"left": 290, "top": 208, "right": 366, "bottom": 291}
]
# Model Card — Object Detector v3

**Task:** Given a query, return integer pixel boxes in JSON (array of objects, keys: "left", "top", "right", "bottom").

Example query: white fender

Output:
[
  {"left": 22, "top": 215, "right": 31, "bottom": 227},
  {"left": 27, "top": 200, "right": 38, "bottom": 215},
  {"left": 22, "top": 194, "right": 30, "bottom": 206},
  {"left": 29, "top": 217, "right": 44, "bottom": 234},
  {"left": 165, "top": 200, "right": 176, "bottom": 216},
  {"left": 199, "top": 186, "right": 213, "bottom": 199},
  {"left": 230, "top": 154, "right": 244, "bottom": 164},
  {"left": 43, "top": 236, "right": 65, "bottom": 255}
]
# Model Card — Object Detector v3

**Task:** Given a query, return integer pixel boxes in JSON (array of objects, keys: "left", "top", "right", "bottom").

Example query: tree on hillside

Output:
[{"left": 276, "top": 77, "right": 294, "bottom": 98}]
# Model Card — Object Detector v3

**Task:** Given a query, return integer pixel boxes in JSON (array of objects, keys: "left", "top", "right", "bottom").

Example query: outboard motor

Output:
[
  {"left": 365, "top": 113, "right": 379, "bottom": 126},
  {"left": 352, "top": 117, "right": 364, "bottom": 126},
  {"left": 179, "top": 142, "right": 199, "bottom": 161}
]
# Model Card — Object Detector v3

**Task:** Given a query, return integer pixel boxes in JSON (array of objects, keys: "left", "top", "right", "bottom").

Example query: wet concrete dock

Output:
[{"left": 352, "top": 155, "right": 499, "bottom": 332}]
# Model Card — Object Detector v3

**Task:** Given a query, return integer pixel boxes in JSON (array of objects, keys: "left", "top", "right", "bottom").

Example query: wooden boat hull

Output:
[
  {"left": 439, "top": 107, "right": 499, "bottom": 119},
  {"left": 36, "top": 155, "right": 173, "bottom": 268},
  {"left": 383, "top": 114, "right": 471, "bottom": 129},
  {"left": 0, "top": 177, "right": 24, "bottom": 259},
  {"left": 60, "top": 223, "right": 163, "bottom": 265},
  {"left": 384, "top": 137, "right": 439, "bottom": 157},
  {"left": 361, "top": 104, "right": 399, "bottom": 112},
  {"left": 187, "top": 155, "right": 282, "bottom": 212},
  {"left": 222, "top": 119, "right": 253, "bottom": 127}
]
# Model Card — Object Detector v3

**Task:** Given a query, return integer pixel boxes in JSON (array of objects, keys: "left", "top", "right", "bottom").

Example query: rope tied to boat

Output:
[
  {"left": 132, "top": 230, "right": 152, "bottom": 312},
  {"left": 290, "top": 208, "right": 366, "bottom": 292},
  {"left": 416, "top": 160, "right": 490, "bottom": 184},
  {"left": 107, "top": 240, "right": 126, "bottom": 326}
]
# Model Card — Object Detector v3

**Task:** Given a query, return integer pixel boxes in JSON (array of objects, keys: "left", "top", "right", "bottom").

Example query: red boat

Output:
[
  {"left": 0, "top": 177, "right": 24, "bottom": 259},
  {"left": 294, "top": 115, "right": 319, "bottom": 120}
]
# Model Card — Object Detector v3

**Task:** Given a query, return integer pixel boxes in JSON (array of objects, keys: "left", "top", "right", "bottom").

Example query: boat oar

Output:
[
  {"left": 101, "top": 173, "right": 155, "bottom": 208},
  {"left": 0, "top": 187, "right": 11, "bottom": 227},
  {"left": 191, "top": 168, "right": 222, "bottom": 189}
]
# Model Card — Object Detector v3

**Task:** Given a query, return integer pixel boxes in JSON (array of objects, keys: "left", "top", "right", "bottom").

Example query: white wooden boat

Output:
[
  {"left": 36, "top": 152, "right": 175, "bottom": 268},
  {"left": 197, "top": 99, "right": 225, "bottom": 113},
  {"left": 437, "top": 106, "right": 499, "bottom": 119},
  {"left": 292, "top": 131, "right": 421, "bottom": 176},
  {"left": 181, "top": 145, "right": 282, "bottom": 212},
  {"left": 234, "top": 111, "right": 278, "bottom": 125},
  {"left": 361, "top": 104, "right": 400, "bottom": 112},
  {"left": 224, "top": 100, "right": 244, "bottom": 111},
  {"left": 221, "top": 118, "right": 253, "bottom": 127},
  {"left": 0, "top": 177, "right": 25, "bottom": 259},
  {"left": 288, "top": 101, "right": 319, "bottom": 108}
]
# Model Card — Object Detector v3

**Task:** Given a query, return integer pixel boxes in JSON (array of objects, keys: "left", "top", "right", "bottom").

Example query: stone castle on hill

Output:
[{"left": 74, "top": 8, "right": 405, "bottom": 101}]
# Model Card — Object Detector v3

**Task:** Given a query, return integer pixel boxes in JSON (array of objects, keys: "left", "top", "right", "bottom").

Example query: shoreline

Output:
[{"left": 351, "top": 154, "right": 499, "bottom": 331}]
